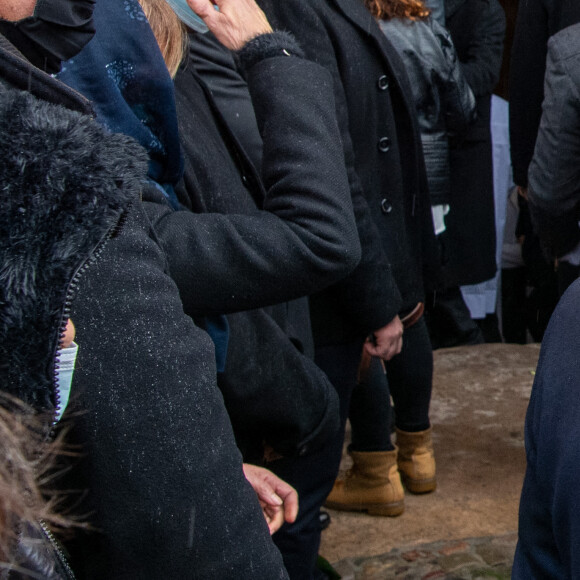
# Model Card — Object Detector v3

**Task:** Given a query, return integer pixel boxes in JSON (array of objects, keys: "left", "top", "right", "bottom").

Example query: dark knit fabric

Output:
[
  {"left": 513, "top": 279, "right": 580, "bottom": 578},
  {"left": 237, "top": 31, "right": 304, "bottom": 72}
]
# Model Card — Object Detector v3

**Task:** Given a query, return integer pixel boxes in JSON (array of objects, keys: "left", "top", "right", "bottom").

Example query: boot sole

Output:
[
  {"left": 401, "top": 476, "right": 437, "bottom": 494},
  {"left": 325, "top": 499, "right": 404, "bottom": 517}
]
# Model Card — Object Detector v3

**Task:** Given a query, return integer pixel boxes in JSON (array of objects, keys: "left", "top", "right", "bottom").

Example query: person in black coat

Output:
[
  {"left": 0, "top": 6, "right": 295, "bottom": 577},
  {"left": 257, "top": 0, "right": 440, "bottom": 575},
  {"left": 324, "top": 0, "right": 477, "bottom": 524},
  {"left": 442, "top": 0, "right": 505, "bottom": 288},
  {"left": 424, "top": 0, "right": 505, "bottom": 349},
  {"left": 169, "top": 26, "right": 341, "bottom": 461},
  {"left": 0, "top": 0, "right": 363, "bottom": 576}
]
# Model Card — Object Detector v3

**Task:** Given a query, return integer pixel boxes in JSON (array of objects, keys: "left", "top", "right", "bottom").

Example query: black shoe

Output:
[{"left": 319, "top": 510, "right": 331, "bottom": 531}]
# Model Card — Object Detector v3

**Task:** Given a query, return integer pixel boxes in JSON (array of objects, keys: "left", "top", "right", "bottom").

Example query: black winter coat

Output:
[
  {"left": 509, "top": 0, "right": 580, "bottom": 187},
  {"left": 0, "top": 34, "right": 289, "bottom": 579},
  {"left": 191, "top": 29, "right": 402, "bottom": 347},
  {"left": 259, "top": 0, "right": 440, "bottom": 327},
  {"left": 441, "top": 0, "right": 505, "bottom": 287},
  {"left": 187, "top": 31, "right": 264, "bottom": 172},
  {"left": 145, "top": 38, "right": 361, "bottom": 318},
  {"left": 173, "top": 38, "right": 341, "bottom": 459}
]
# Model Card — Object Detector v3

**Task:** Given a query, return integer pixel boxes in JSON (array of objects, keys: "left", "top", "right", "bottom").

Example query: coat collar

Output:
[
  {"left": 334, "top": 0, "right": 376, "bottom": 35},
  {"left": 330, "top": 0, "right": 418, "bottom": 124},
  {"left": 0, "top": 33, "right": 92, "bottom": 115}
]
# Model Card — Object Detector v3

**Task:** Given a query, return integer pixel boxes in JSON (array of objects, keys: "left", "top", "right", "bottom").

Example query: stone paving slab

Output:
[{"left": 332, "top": 533, "right": 517, "bottom": 580}]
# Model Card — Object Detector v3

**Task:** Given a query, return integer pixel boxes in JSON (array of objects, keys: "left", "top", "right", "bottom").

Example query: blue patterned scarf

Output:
[
  {"left": 58, "top": 0, "right": 183, "bottom": 206},
  {"left": 58, "top": 0, "right": 230, "bottom": 369}
]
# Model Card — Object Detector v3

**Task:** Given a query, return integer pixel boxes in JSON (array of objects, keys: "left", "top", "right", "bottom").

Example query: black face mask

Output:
[{"left": 0, "top": 0, "right": 96, "bottom": 74}]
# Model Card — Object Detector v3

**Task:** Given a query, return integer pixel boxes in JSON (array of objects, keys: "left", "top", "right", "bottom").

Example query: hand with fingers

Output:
[
  {"left": 363, "top": 315, "right": 403, "bottom": 361},
  {"left": 186, "top": 0, "right": 272, "bottom": 51},
  {"left": 243, "top": 463, "right": 299, "bottom": 534}
]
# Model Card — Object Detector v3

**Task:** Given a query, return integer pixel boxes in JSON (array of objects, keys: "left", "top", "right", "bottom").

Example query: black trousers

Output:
[
  {"left": 424, "top": 286, "right": 484, "bottom": 349},
  {"left": 270, "top": 340, "right": 363, "bottom": 580},
  {"left": 350, "top": 317, "right": 433, "bottom": 451}
]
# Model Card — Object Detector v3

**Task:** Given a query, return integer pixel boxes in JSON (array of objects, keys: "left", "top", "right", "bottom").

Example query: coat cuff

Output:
[{"left": 236, "top": 31, "right": 303, "bottom": 73}]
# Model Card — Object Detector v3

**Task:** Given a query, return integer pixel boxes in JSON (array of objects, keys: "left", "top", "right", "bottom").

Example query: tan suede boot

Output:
[
  {"left": 395, "top": 427, "right": 437, "bottom": 494},
  {"left": 325, "top": 449, "right": 404, "bottom": 517}
]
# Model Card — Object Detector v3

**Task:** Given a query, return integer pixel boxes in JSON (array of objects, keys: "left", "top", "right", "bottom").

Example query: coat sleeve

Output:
[
  {"left": 144, "top": 53, "right": 362, "bottom": 317},
  {"left": 68, "top": 202, "right": 290, "bottom": 579},
  {"left": 457, "top": 0, "right": 505, "bottom": 98},
  {"left": 528, "top": 30, "right": 580, "bottom": 258},
  {"left": 434, "top": 19, "right": 476, "bottom": 136},
  {"left": 508, "top": 0, "right": 548, "bottom": 187},
  {"left": 259, "top": 0, "right": 403, "bottom": 333}
]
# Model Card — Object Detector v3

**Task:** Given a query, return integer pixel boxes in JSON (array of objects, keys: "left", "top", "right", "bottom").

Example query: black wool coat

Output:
[
  {"left": 509, "top": 0, "right": 580, "bottom": 187},
  {"left": 259, "top": 0, "right": 440, "bottom": 334},
  {"left": 173, "top": 36, "right": 342, "bottom": 460},
  {"left": 441, "top": 0, "right": 505, "bottom": 287},
  {"left": 145, "top": 39, "right": 361, "bottom": 318}
]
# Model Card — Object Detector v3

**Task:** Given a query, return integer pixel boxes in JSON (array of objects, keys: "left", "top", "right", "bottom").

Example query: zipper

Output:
[
  {"left": 38, "top": 520, "right": 76, "bottom": 580},
  {"left": 44, "top": 202, "right": 133, "bottom": 576},
  {"left": 51, "top": 202, "right": 133, "bottom": 428}
]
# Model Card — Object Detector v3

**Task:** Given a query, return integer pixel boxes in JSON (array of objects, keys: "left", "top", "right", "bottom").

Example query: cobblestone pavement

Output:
[{"left": 331, "top": 533, "right": 517, "bottom": 580}]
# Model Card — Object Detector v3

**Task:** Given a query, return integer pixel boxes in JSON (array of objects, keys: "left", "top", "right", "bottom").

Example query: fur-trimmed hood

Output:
[{"left": 0, "top": 87, "right": 148, "bottom": 414}]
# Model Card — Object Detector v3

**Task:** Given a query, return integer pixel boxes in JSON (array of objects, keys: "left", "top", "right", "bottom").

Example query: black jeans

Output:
[
  {"left": 350, "top": 317, "right": 433, "bottom": 451},
  {"left": 424, "top": 286, "right": 485, "bottom": 349}
]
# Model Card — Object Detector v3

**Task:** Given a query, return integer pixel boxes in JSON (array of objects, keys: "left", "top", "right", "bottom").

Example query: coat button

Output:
[
  {"left": 381, "top": 198, "right": 393, "bottom": 214},
  {"left": 377, "top": 75, "right": 389, "bottom": 90},
  {"left": 378, "top": 136, "right": 391, "bottom": 152}
]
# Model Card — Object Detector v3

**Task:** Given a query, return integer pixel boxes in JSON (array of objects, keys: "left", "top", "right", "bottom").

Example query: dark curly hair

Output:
[{"left": 364, "top": 0, "right": 430, "bottom": 21}]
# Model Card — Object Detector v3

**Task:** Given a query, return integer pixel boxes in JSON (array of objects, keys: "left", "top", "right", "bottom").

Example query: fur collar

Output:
[{"left": 0, "top": 87, "right": 148, "bottom": 413}]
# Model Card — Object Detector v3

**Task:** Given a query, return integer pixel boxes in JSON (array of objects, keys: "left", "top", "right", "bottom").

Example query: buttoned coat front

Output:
[{"left": 259, "top": 0, "right": 440, "bottom": 323}]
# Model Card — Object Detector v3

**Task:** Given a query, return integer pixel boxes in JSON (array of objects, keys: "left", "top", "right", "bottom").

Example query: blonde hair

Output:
[
  {"left": 365, "top": 0, "right": 430, "bottom": 21},
  {"left": 139, "top": 0, "right": 188, "bottom": 78}
]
